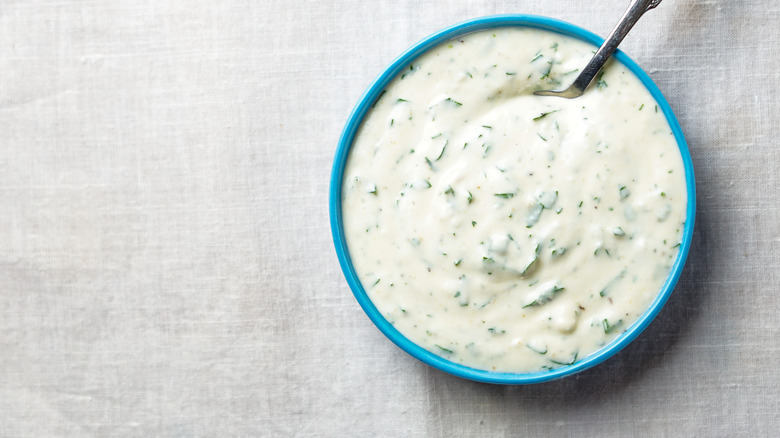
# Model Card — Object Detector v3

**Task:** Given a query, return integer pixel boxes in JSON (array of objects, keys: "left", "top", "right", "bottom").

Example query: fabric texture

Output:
[{"left": 0, "top": 0, "right": 778, "bottom": 436}]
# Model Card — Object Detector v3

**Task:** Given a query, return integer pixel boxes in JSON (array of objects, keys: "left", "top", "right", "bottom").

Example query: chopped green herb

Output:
[
  {"left": 613, "top": 227, "right": 626, "bottom": 236},
  {"left": 372, "top": 90, "right": 386, "bottom": 107},
  {"left": 537, "top": 133, "right": 547, "bottom": 141},
  {"left": 397, "top": 98, "right": 409, "bottom": 102},
  {"left": 603, "top": 319, "right": 623, "bottom": 334},
  {"left": 551, "top": 247, "right": 566, "bottom": 257},
  {"left": 445, "top": 97, "right": 463, "bottom": 106},
  {"left": 526, "top": 344, "right": 547, "bottom": 355},
  {"left": 523, "top": 283, "right": 565, "bottom": 308},
  {"left": 494, "top": 193, "right": 514, "bottom": 199},
  {"left": 599, "top": 269, "right": 627, "bottom": 297},
  {"left": 526, "top": 203, "right": 544, "bottom": 228},
  {"left": 435, "top": 142, "right": 447, "bottom": 161},
  {"left": 435, "top": 345, "right": 454, "bottom": 354},
  {"left": 639, "top": 104, "right": 644, "bottom": 111},
  {"left": 467, "top": 191, "right": 473, "bottom": 204},
  {"left": 541, "top": 61, "right": 553, "bottom": 79},
  {"left": 549, "top": 351, "right": 578, "bottom": 366},
  {"left": 454, "top": 259, "right": 462, "bottom": 267},
  {"left": 538, "top": 191, "right": 558, "bottom": 209},
  {"left": 534, "top": 110, "right": 559, "bottom": 121},
  {"left": 520, "top": 247, "right": 540, "bottom": 278},
  {"left": 596, "top": 70, "right": 607, "bottom": 89}
]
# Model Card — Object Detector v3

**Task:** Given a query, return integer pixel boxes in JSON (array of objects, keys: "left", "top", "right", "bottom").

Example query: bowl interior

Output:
[{"left": 330, "top": 14, "right": 695, "bottom": 384}]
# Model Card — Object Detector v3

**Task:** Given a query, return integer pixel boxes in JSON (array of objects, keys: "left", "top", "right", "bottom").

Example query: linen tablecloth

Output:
[{"left": 1, "top": 0, "right": 778, "bottom": 436}]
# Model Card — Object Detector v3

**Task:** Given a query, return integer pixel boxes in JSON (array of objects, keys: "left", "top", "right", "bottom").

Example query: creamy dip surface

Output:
[{"left": 341, "top": 27, "right": 687, "bottom": 373}]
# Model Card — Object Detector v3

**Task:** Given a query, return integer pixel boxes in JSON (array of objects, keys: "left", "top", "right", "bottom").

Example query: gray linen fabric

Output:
[{"left": 0, "top": 0, "right": 778, "bottom": 436}]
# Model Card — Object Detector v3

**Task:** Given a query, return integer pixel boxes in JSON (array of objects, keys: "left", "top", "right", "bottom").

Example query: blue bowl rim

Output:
[{"left": 329, "top": 14, "right": 696, "bottom": 384}]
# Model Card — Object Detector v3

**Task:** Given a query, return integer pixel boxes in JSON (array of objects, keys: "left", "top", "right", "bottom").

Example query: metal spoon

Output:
[{"left": 534, "top": 0, "right": 662, "bottom": 99}]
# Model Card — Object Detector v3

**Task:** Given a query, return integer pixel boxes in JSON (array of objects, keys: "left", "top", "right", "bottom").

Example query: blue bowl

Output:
[{"left": 329, "top": 14, "right": 696, "bottom": 384}]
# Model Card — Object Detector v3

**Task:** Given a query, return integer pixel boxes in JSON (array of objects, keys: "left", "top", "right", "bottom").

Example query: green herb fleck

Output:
[
  {"left": 435, "top": 142, "right": 447, "bottom": 161},
  {"left": 523, "top": 284, "right": 565, "bottom": 308},
  {"left": 494, "top": 193, "right": 514, "bottom": 199},
  {"left": 549, "top": 351, "right": 578, "bottom": 366},
  {"left": 541, "top": 61, "right": 553, "bottom": 79},
  {"left": 527, "top": 344, "right": 547, "bottom": 355},
  {"left": 372, "top": 90, "right": 386, "bottom": 108},
  {"left": 435, "top": 345, "right": 454, "bottom": 354},
  {"left": 596, "top": 70, "right": 607, "bottom": 89},
  {"left": 534, "top": 109, "right": 559, "bottom": 121},
  {"left": 599, "top": 269, "right": 627, "bottom": 297},
  {"left": 526, "top": 203, "right": 544, "bottom": 228},
  {"left": 603, "top": 319, "right": 623, "bottom": 334}
]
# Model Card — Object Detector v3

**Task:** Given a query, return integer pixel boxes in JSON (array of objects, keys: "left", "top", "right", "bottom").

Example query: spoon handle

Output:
[
  {"left": 571, "top": 0, "right": 660, "bottom": 93},
  {"left": 539, "top": 0, "right": 661, "bottom": 98}
]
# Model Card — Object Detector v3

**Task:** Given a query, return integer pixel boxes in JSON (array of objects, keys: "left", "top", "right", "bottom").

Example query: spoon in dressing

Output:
[{"left": 534, "top": 0, "right": 662, "bottom": 99}]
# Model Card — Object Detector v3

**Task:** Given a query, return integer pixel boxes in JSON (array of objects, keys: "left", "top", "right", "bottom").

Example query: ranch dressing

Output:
[{"left": 342, "top": 27, "right": 687, "bottom": 372}]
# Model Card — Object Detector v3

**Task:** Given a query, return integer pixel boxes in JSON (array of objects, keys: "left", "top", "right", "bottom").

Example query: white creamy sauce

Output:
[{"left": 342, "top": 28, "right": 687, "bottom": 372}]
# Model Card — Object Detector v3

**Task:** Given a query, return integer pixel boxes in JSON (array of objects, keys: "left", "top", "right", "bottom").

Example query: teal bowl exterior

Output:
[{"left": 329, "top": 14, "right": 695, "bottom": 384}]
